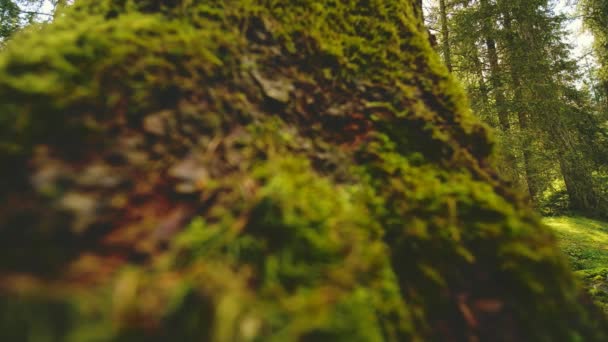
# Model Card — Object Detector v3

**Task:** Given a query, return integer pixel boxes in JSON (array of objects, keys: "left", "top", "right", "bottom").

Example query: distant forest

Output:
[{"left": 423, "top": 0, "right": 608, "bottom": 217}]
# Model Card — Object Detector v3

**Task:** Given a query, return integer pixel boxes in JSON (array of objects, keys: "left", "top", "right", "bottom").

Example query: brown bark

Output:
[
  {"left": 473, "top": 50, "right": 489, "bottom": 107},
  {"left": 480, "top": 0, "right": 508, "bottom": 132},
  {"left": 503, "top": 11, "right": 538, "bottom": 200},
  {"left": 553, "top": 119, "right": 606, "bottom": 215},
  {"left": 439, "top": 0, "right": 453, "bottom": 72},
  {"left": 479, "top": 0, "right": 520, "bottom": 185}
]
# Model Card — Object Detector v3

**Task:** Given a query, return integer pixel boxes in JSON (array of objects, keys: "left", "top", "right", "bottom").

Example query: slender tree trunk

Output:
[
  {"left": 480, "top": 0, "right": 508, "bottom": 131},
  {"left": 602, "top": 80, "right": 608, "bottom": 109},
  {"left": 485, "top": 39, "right": 509, "bottom": 130},
  {"left": 502, "top": 11, "right": 538, "bottom": 201},
  {"left": 515, "top": 108, "right": 539, "bottom": 200},
  {"left": 479, "top": 0, "right": 520, "bottom": 185},
  {"left": 439, "top": 0, "right": 452, "bottom": 72},
  {"left": 473, "top": 51, "right": 489, "bottom": 107}
]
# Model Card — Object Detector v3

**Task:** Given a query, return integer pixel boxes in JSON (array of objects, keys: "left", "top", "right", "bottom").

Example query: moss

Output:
[
  {"left": 546, "top": 216, "right": 608, "bottom": 315},
  {"left": 0, "top": 0, "right": 606, "bottom": 341}
]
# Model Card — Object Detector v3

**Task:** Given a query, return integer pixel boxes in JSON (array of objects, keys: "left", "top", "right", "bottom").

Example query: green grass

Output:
[{"left": 545, "top": 216, "right": 608, "bottom": 312}]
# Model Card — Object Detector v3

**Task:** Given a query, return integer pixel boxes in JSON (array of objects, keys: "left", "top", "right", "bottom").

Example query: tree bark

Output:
[
  {"left": 502, "top": 10, "right": 539, "bottom": 201},
  {"left": 0, "top": 0, "right": 606, "bottom": 340},
  {"left": 439, "top": 0, "right": 453, "bottom": 71},
  {"left": 479, "top": 0, "right": 521, "bottom": 186},
  {"left": 472, "top": 49, "right": 489, "bottom": 107},
  {"left": 552, "top": 116, "right": 606, "bottom": 215}
]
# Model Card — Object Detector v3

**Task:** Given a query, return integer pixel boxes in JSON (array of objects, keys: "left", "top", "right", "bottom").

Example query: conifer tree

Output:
[
  {"left": 431, "top": 0, "right": 608, "bottom": 216},
  {"left": 0, "top": 0, "right": 22, "bottom": 41},
  {"left": 581, "top": 0, "right": 608, "bottom": 104}
]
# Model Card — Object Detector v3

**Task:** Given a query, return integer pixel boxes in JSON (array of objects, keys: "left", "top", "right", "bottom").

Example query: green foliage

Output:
[
  {"left": 0, "top": 0, "right": 20, "bottom": 41},
  {"left": 0, "top": 0, "right": 606, "bottom": 341},
  {"left": 0, "top": 0, "right": 52, "bottom": 44},
  {"left": 538, "top": 178, "right": 571, "bottom": 217},
  {"left": 581, "top": 0, "right": 608, "bottom": 102},
  {"left": 431, "top": 0, "right": 608, "bottom": 217}
]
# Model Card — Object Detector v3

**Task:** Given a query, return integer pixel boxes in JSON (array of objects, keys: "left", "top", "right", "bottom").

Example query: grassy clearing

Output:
[{"left": 545, "top": 216, "right": 608, "bottom": 312}]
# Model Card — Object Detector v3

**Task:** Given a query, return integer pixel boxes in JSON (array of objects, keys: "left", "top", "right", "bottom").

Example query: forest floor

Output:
[{"left": 545, "top": 216, "right": 608, "bottom": 312}]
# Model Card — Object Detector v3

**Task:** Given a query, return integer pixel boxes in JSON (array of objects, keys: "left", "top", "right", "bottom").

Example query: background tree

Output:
[
  {"left": 581, "top": 0, "right": 608, "bottom": 105},
  {"left": 1, "top": 0, "right": 27, "bottom": 42},
  {"left": 427, "top": 0, "right": 608, "bottom": 217},
  {"left": 438, "top": 0, "right": 453, "bottom": 71},
  {"left": 0, "top": 0, "right": 58, "bottom": 44}
]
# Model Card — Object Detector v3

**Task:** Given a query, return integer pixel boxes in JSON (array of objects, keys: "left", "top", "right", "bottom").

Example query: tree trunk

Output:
[
  {"left": 553, "top": 120, "right": 606, "bottom": 215},
  {"left": 473, "top": 49, "right": 489, "bottom": 107},
  {"left": 0, "top": 0, "right": 606, "bottom": 340},
  {"left": 439, "top": 0, "right": 453, "bottom": 71},
  {"left": 559, "top": 156, "right": 596, "bottom": 212},
  {"left": 480, "top": 0, "right": 520, "bottom": 185},
  {"left": 516, "top": 108, "right": 539, "bottom": 200},
  {"left": 502, "top": 10, "right": 539, "bottom": 201}
]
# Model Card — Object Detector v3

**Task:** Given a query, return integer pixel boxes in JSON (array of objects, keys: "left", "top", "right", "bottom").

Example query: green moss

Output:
[
  {"left": 546, "top": 216, "right": 608, "bottom": 314},
  {"left": 0, "top": 9, "right": 236, "bottom": 158},
  {"left": 0, "top": 0, "right": 606, "bottom": 341}
]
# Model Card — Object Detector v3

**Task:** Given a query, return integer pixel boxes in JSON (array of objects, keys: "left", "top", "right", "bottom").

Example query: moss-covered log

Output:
[{"left": 0, "top": 0, "right": 606, "bottom": 340}]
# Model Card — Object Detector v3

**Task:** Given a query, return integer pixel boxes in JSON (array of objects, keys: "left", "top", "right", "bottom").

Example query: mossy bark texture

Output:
[{"left": 0, "top": 0, "right": 606, "bottom": 341}]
